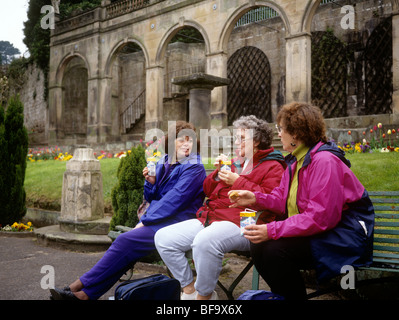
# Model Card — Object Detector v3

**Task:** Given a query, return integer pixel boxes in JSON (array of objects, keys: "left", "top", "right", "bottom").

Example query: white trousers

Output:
[{"left": 154, "top": 219, "right": 250, "bottom": 296}]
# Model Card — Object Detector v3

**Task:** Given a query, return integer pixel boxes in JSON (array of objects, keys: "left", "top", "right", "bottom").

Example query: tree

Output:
[
  {"left": 0, "top": 96, "right": 29, "bottom": 227},
  {"left": 0, "top": 41, "right": 21, "bottom": 65},
  {"left": 110, "top": 145, "right": 147, "bottom": 231}
]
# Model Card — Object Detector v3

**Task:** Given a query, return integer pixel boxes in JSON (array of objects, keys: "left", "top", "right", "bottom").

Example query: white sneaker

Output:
[
  {"left": 209, "top": 291, "right": 219, "bottom": 300},
  {"left": 181, "top": 290, "right": 197, "bottom": 300}
]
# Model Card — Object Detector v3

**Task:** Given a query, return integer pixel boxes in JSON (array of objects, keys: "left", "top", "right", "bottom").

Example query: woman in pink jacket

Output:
[{"left": 229, "top": 102, "right": 374, "bottom": 300}]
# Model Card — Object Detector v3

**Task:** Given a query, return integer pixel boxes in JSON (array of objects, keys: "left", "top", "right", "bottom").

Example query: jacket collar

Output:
[
  {"left": 285, "top": 141, "right": 351, "bottom": 168},
  {"left": 233, "top": 147, "right": 286, "bottom": 173}
]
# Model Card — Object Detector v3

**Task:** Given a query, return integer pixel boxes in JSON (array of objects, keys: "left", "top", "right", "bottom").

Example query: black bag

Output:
[{"left": 114, "top": 274, "right": 181, "bottom": 300}]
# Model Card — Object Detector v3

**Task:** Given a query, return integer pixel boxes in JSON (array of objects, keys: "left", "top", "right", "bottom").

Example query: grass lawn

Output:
[{"left": 24, "top": 152, "right": 399, "bottom": 213}]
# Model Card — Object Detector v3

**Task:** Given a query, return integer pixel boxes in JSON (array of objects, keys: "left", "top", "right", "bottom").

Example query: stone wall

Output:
[{"left": 19, "top": 63, "right": 48, "bottom": 146}]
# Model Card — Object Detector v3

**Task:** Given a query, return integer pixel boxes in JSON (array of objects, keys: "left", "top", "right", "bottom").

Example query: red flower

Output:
[{"left": 348, "top": 130, "right": 351, "bottom": 135}]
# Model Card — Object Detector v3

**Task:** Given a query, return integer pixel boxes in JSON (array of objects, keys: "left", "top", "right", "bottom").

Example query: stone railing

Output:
[
  {"left": 53, "top": 0, "right": 159, "bottom": 35},
  {"left": 54, "top": 9, "right": 100, "bottom": 35},
  {"left": 105, "top": 0, "right": 150, "bottom": 19}
]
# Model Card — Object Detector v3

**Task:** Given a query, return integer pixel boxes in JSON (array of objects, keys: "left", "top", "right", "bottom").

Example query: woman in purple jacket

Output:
[
  {"left": 229, "top": 102, "right": 374, "bottom": 300},
  {"left": 50, "top": 121, "right": 206, "bottom": 300}
]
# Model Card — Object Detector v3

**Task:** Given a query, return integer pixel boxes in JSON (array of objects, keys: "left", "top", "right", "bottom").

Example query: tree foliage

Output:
[
  {"left": 0, "top": 41, "right": 21, "bottom": 65},
  {"left": 0, "top": 96, "right": 29, "bottom": 227},
  {"left": 110, "top": 145, "right": 147, "bottom": 231}
]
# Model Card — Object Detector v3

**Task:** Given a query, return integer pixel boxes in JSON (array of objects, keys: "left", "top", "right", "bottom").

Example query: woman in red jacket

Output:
[{"left": 155, "top": 115, "right": 286, "bottom": 300}]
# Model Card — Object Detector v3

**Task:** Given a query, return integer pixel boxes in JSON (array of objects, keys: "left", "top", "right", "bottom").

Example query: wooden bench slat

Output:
[
  {"left": 373, "top": 206, "right": 399, "bottom": 212},
  {"left": 374, "top": 237, "right": 399, "bottom": 244},
  {"left": 375, "top": 221, "right": 399, "bottom": 228},
  {"left": 371, "top": 198, "right": 399, "bottom": 204},
  {"left": 374, "top": 244, "right": 399, "bottom": 252},
  {"left": 374, "top": 229, "right": 399, "bottom": 235},
  {"left": 375, "top": 213, "right": 399, "bottom": 219},
  {"left": 373, "top": 252, "right": 399, "bottom": 260},
  {"left": 369, "top": 191, "right": 399, "bottom": 196}
]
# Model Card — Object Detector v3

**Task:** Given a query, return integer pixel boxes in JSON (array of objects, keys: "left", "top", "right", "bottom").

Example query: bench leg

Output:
[
  {"left": 252, "top": 266, "right": 259, "bottom": 290},
  {"left": 217, "top": 260, "right": 254, "bottom": 300}
]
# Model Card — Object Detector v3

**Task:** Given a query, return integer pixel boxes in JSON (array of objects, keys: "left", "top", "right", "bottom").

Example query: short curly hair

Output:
[
  {"left": 276, "top": 102, "right": 327, "bottom": 147},
  {"left": 232, "top": 115, "right": 273, "bottom": 149}
]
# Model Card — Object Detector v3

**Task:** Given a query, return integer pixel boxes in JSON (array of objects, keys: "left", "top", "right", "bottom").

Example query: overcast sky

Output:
[{"left": 0, "top": 0, "right": 29, "bottom": 56}]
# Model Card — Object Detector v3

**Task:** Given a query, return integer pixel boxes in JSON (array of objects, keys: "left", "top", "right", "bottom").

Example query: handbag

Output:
[
  {"left": 237, "top": 290, "right": 284, "bottom": 300},
  {"left": 114, "top": 274, "right": 181, "bottom": 300}
]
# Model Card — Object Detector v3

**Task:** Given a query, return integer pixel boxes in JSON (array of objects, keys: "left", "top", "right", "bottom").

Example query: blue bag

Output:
[
  {"left": 115, "top": 274, "right": 181, "bottom": 300},
  {"left": 237, "top": 290, "right": 284, "bottom": 300}
]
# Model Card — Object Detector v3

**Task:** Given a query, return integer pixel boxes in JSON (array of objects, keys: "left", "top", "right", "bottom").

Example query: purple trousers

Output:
[{"left": 80, "top": 226, "right": 156, "bottom": 299}]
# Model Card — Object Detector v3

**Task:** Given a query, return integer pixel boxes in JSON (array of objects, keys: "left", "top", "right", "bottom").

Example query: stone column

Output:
[
  {"left": 48, "top": 85, "right": 63, "bottom": 145},
  {"left": 145, "top": 65, "right": 164, "bottom": 130},
  {"left": 172, "top": 73, "right": 230, "bottom": 131},
  {"left": 98, "top": 76, "right": 113, "bottom": 142},
  {"left": 285, "top": 33, "right": 312, "bottom": 103},
  {"left": 392, "top": 13, "right": 399, "bottom": 115},
  {"left": 59, "top": 148, "right": 105, "bottom": 234},
  {"left": 206, "top": 52, "right": 228, "bottom": 129},
  {"left": 87, "top": 78, "right": 100, "bottom": 144}
]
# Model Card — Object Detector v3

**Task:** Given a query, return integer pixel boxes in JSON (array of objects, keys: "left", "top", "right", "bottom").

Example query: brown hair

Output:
[
  {"left": 276, "top": 102, "right": 327, "bottom": 147},
  {"left": 164, "top": 121, "right": 198, "bottom": 154}
]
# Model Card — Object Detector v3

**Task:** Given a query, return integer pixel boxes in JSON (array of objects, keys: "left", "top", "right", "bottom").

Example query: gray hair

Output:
[{"left": 232, "top": 115, "right": 273, "bottom": 149}]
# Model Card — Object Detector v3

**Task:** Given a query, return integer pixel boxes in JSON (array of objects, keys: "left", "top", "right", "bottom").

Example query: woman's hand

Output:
[
  {"left": 218, "top": 170, "right": 239, "bottom": 185},
  {"left": 213, "top": 154, "right": 229, "bottom": 171},
  {"left": 228, "top": 190, "right": 256, "bottom": 207},
  {"left": 243, "top": 224, "right": 269, "bottom": 243},
  {"left": 134, "top": 222, "right": 144, "bottom": 229},
  {"left": 143, "top": 167, "right": 156, "bottom": 185}
]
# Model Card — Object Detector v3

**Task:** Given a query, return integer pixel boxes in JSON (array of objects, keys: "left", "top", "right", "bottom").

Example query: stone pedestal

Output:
[
  {"left": 172, "top": 73, "right": 230, "bottom": 131},
  {"left": 59, "top": 148, "right": 105, "bottom": 234},
  {"left": 34, "top": 148, "right": 111, "bottom": 252}
]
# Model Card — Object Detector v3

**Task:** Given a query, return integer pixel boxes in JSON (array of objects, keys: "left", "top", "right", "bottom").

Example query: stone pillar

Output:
[
  {"left": 98, "top": 77, "right": 113, "bottom": 142},
  {"left": 48, "top": 85, "right": 63, "bottom": 145},
  {"left": 393, "top": 13, "right": 399, "bottom": 115},
  {"left": 206, "top": 52, "right": 228, "bottom": 129},
  {"left": 285, "top": 33, "right": 312, "bottom": 103},
  {"left": 145, "top": 65, "right": 164, "bottom": 130},
  {"left": 87, "top": 78, "right": 100, "bottom": 144},
  {"left": 172, "top": 73, "right": 230, "bottom": 131},
  {"left": 59, "top": 148, "right": 105, "bottom": 234}
]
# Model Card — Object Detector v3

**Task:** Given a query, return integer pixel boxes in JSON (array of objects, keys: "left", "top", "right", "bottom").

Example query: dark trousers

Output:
[
  {"left": 250, "top": 237, "right": 314, "bottom": 300},
  {"left": 80, "top": 226, "right": 156, "bottom": 300}
]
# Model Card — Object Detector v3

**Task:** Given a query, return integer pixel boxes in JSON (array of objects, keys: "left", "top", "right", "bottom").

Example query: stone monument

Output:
[{"left": 35, "top": 148, "right": 112, "bottom": 252}]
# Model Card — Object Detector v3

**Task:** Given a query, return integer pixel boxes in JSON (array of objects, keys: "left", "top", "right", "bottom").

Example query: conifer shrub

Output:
[
  {"left": 110, "top": 144, "right": 147, "bottom": 231},
  {"left": 0, "top": 96, "right": 29, "bottom": 227}
]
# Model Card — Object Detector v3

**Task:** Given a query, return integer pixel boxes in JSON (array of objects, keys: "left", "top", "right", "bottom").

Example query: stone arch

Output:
[
  {"left": 55, "top": 52, "right": 90, "bottom": 86},
  {"left": 105, "top": 38, "right": 148, "bottom": 135},
  {"left": 218, "top": 1, "right": 290, "bottom": 52},
  {"left": 155, "top": 19, "right": 211, "bottom": 64},
  {"left": 105, "top": 38, "right": 149, "bottom": 78},
  {"left": 227, "top": 46, "right": 272, "bottom": 124},
  {"left": 302, "top": 0, "right": 399, "bottom": 33},
  {"left": 301, "top": 0, "right": 323, "bottom": 34},
  {"left": 57, "top": 54, "right": 89, "bottom": 142}
]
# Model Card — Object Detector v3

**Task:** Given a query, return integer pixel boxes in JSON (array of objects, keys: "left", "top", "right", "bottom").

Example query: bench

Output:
[
  {"left": 305, "top": 191, "right": 399, "bottom": 299},
  {"left": 108, "top": 226, "right": 259, "bottom": 300},
  {"left": 109, "top": 190, "right": 398, "bottom": 300}
]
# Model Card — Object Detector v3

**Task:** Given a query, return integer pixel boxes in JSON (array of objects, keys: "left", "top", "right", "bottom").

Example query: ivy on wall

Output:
[{"left": 311, "top": 28, "right": 349, "bottom": 118}]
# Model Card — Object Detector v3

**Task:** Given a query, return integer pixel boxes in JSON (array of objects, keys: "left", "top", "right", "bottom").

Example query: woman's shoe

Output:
[
  {"left": 50, "top": 287, "right": 79, "bottom": 300},
  {"left": 181, "top": 290, "right": 197, "bottom": 300}
]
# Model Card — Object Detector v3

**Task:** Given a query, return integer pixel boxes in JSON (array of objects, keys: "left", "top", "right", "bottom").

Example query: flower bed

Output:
[
  {"left": 338, "top": 123, "right": 399, "bottom": 153},
  {"left": 0, "top": 222, "right": 35, "bottom": 237}
]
